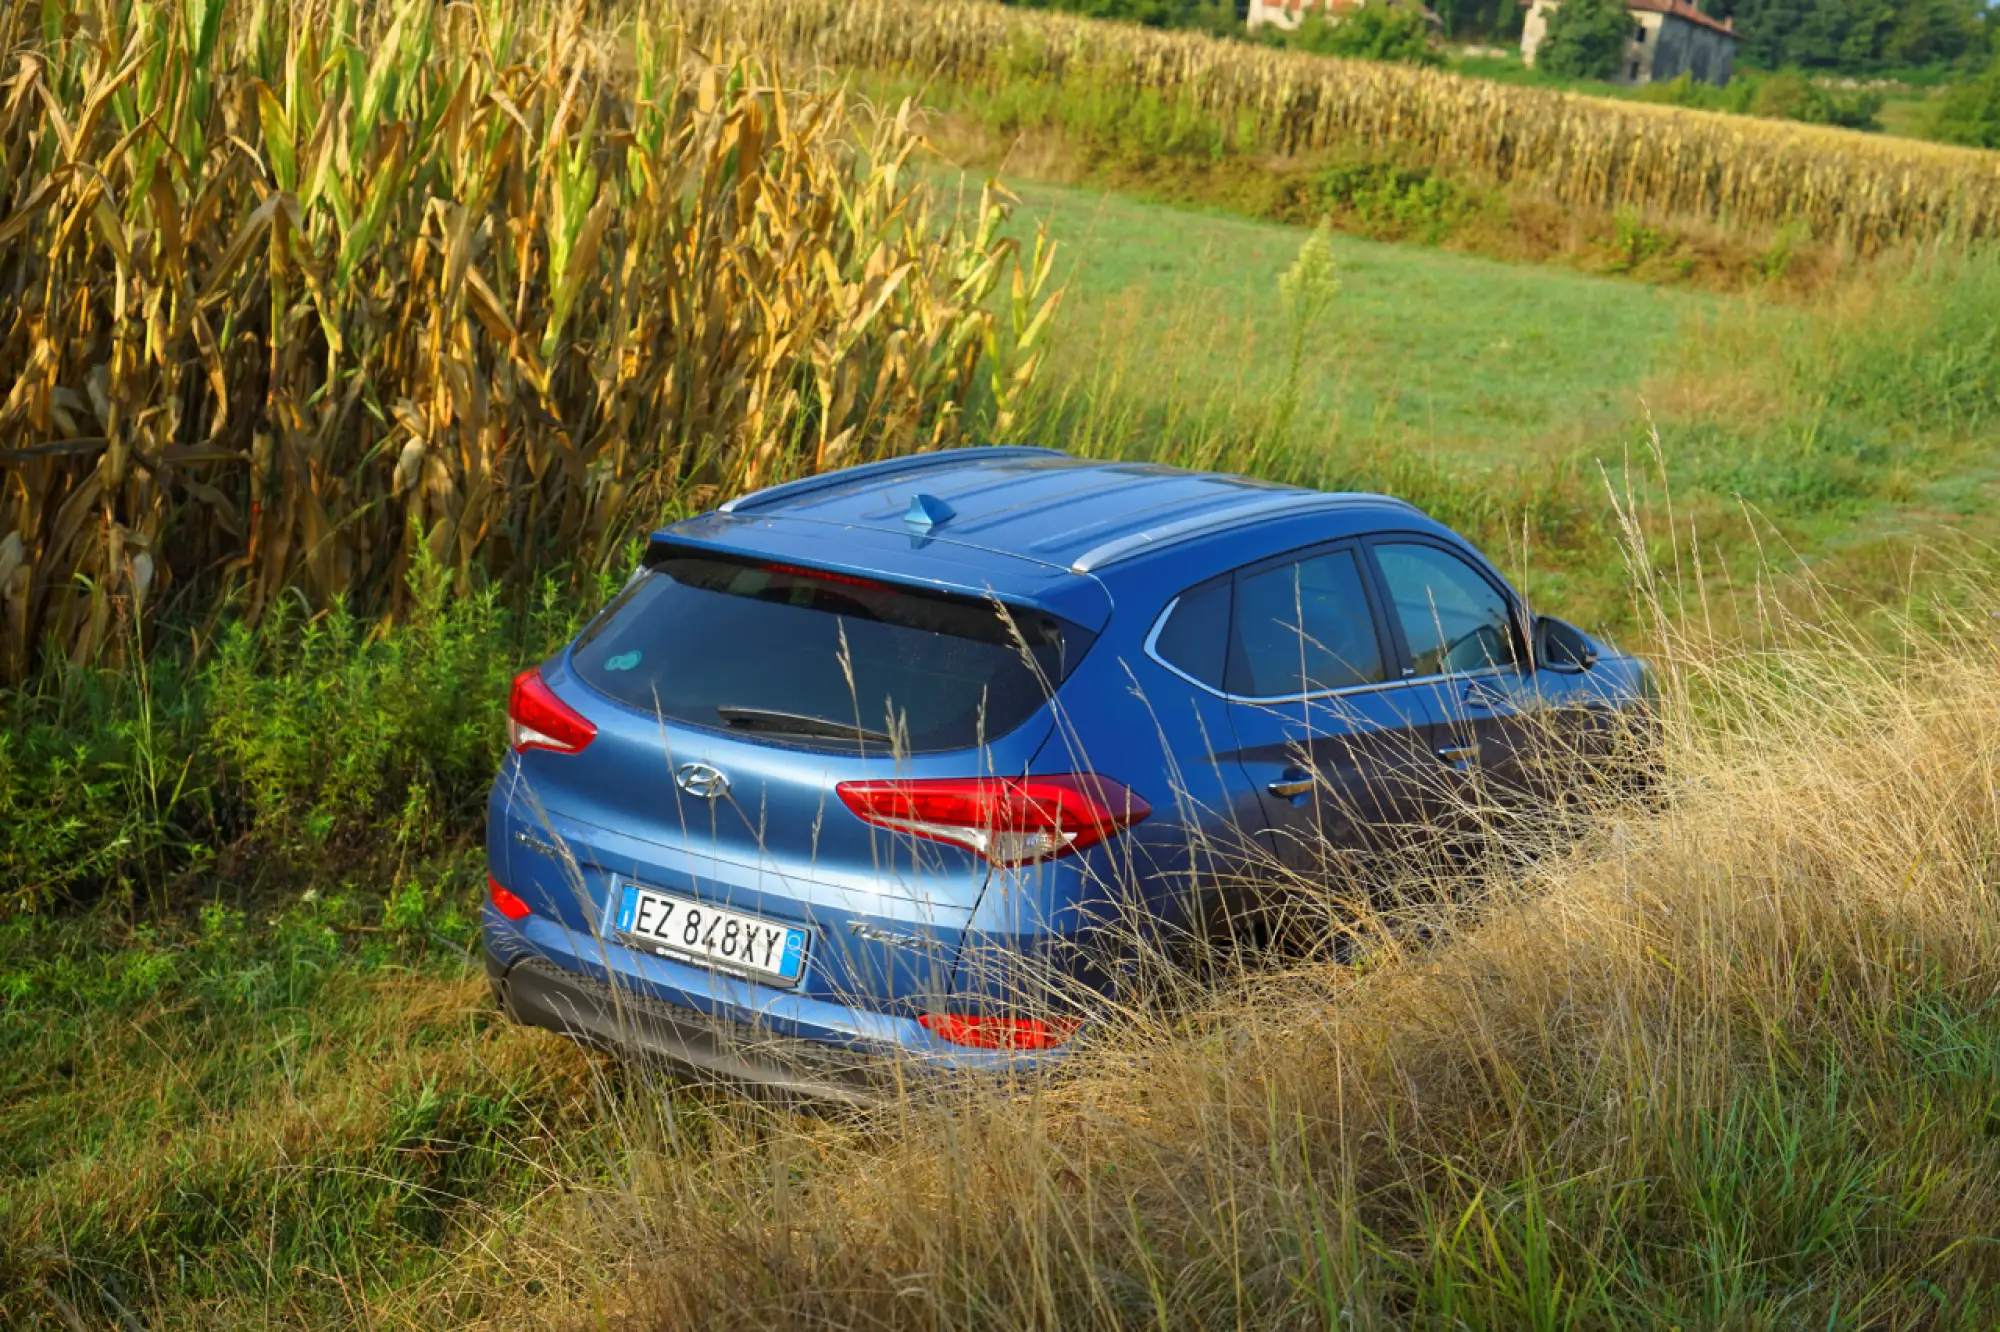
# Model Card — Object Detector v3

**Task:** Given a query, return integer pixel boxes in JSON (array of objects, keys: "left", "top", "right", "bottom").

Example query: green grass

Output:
[
  {"left": 0, "top": 871, "right": 611, "bottom": 1323},
  {"left": 1006, "top": 180, "right": 1712, "bottom": 464}
]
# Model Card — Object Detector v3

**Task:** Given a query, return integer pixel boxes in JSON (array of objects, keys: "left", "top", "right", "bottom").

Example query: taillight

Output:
[
  {"left": 920, "top": 1012, "right": 1081, "bottom": 1051},
  {"left": 835, "top": 774, "right": 1151, "bottom": 866},
  {"left": 488, "top": 875, "right": 532, "bottom": 921},
  {"left": 508, "top": 668, "right": 596, "bottom": 754}
]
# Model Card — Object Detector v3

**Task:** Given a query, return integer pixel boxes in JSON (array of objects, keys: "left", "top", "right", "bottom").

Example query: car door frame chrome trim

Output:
[{"left": 1144, "top": 594, "right": 1522, "bottom": 708}]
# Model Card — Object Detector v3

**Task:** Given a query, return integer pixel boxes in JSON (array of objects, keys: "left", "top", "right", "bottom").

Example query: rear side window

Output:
[
  {"left": 1373, "top": 541, "right": 1519, "bottom": 677},
  {"left": 1153, "top": 577, "right": 1232, "bottom": 690},
  {"left": 1227, "top": 548, "right": 1387, "bottom": 698},
  {"left": 571, "top": 553, "right": 1094, "bottom": 754}
]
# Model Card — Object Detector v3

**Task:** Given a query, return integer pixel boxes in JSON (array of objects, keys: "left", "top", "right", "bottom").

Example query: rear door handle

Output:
[
  {"left": 1436, "top": 743, "right": 1480, "bottom": 768},
  {"left": 1267, "top": 770, "right": 1315, "bottom": 799}
]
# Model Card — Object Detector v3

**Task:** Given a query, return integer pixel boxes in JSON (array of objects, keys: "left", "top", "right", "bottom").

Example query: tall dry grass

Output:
[
  {"left": 0, "top": 0, "right": 1058, "bottom": 680},
  {"left": 473, "top": 552, "right": 2000, "bottom": 1329}
]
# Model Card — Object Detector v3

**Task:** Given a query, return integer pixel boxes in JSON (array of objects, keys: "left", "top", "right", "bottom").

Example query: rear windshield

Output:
[{"left": 570, "top": 551, "right": 1095, "bottom": 754}]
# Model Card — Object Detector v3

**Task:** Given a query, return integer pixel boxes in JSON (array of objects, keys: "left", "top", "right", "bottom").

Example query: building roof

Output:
[{"left": 1629, "top": 0, "right": 1742, "bottom": 38}]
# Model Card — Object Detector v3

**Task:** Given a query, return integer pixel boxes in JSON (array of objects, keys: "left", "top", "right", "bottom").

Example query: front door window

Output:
[{"left": 1373, "top": 542, "right": 1519, "bottom": 678}]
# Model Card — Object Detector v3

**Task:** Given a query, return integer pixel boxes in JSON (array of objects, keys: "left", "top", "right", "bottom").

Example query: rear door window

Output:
[
  {"left": 570, "top": 552, "right": 1093, "bottom": 754},
  {"left": 1372, "top": 541, "right": 1520, "bottom": 677},
  {"left": 1226, "top": 547, "right": 1388, "bottom": 699}
]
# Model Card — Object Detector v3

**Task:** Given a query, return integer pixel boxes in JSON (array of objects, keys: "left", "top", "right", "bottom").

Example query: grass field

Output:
[
  {"left": 7, "top": 3, "right": 2000, "bottom": 1325},
  {"left": 1006, "top": 181, "right": 1709, "bottom": 462},
  {"left": 993, "top": 179, "right": 2000, "bottom": 629}
]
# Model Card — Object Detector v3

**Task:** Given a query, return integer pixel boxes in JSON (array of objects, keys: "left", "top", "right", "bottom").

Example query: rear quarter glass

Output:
[
  {"left": 1153, "top": 576, "right": 1231, "bottom": 690},
  {"left": 570, "top": 552, "right": 1097, "bottom": 754}
]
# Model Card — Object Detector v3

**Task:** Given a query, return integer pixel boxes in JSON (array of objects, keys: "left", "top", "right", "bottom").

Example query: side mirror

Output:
[{"left": 1534, "top": 615, "right": 1598, "bottom": 672}]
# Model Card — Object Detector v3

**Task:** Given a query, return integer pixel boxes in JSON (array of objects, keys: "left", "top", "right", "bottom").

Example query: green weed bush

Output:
[
  {"left": 1749, "top": 69, "right": 1887, "bottom": 130},
  {"left": 974, "top": 71, "right": 1238, "bottom": 165},
  {"left": 1283, "top": 5, "right": 1444, "bottom": 67},
  {"left": 204, "top": 578, "right": 513, "bottom": 852},
  {"left": 1814, "top": 249, "right": 2000, "bottom": 434},
  {"left": 0, "top": 654, "right": 209, "bottom": 912},
  {"left": 1606, "top": 208, "right": 1671, "bottom": 272},
  {"left": 999, "top": 0, "right": 1238, "bottom": 31},
  {"left": 0, "top": 561, "right": 597, "bottom": 913},
  {"left": 1932, "top": 55, "right": 2000, "bottom": 148},
  {"left": 1315, "top": 159, "right": 1486, "bottom": 241}
]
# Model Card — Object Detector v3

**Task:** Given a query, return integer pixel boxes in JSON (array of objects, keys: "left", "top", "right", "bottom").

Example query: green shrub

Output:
[
  {"left": 1000, "top": 0, "right": 1239, "bottom": 31},
  {"left": 1750, "top": 69, "right": 1886, "bottom": 129},
  {"left": 1756, "top": 219, "right": 1812, "bottom": 281},
  {"left": 1633, "top": 68, "right": 1883, "bottom": 130},
  {"left": 0, "top": 559, "right": 600, "bottom": 914},
  {"left": 1632, "top": 69, "right": 1761, "bottom": 111},
  {"left": 1931, "top": 55, "right": 2000, "bottom": 147},
  {"left": 1316, "top": 159, "right": 1485, "bottom": 241},
  {"left": 202, "top": 574, "right": 516, "bottom": 853},
  {"left": 1535, "top": 0, "right": 1632, "bottom": 80},
  {"left": 1607, "top": 208, "right": 1670, "bottom": 272},
  {"left": 974, "top": 70, "right": 1237, "bottom": 166},
  {"left": 0, "top": 654, "right": 208, "bottom": 913},
  {"left": 1288, "top": 4, "right": 1445, "bottom": 66}
]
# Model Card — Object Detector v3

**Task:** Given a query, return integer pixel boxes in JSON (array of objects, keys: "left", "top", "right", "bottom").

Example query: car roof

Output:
[{"left": 689, "top": 447, "right": 1423, "bottom": 576}]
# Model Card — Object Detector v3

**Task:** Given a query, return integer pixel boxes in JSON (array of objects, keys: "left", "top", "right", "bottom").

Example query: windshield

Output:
[{"left": 569, "top": 551, "right": 1094, "bottom": 754}]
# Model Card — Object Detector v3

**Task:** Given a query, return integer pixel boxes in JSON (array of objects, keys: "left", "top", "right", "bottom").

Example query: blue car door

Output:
[
  {"left": 1218, "top": 541, "right": 1444, "bottom": 879},
  {"left": 1361, "top": 536, "right": 1539, "bottom": 804}
]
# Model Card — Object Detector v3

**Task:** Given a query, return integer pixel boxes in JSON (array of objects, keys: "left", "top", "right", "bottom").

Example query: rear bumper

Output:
[{"left": 486, "top": 948, "right": 932, "bottom": 1106}]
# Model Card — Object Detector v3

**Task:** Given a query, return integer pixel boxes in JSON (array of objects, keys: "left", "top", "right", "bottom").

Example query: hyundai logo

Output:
[{"left": 673, "top": 762, "right": 731, "bottom": 800}]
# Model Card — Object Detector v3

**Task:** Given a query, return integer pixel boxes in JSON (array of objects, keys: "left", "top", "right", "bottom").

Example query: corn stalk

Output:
[{"left": 0, "top": 0, "right": 1058, "bottom": 680}]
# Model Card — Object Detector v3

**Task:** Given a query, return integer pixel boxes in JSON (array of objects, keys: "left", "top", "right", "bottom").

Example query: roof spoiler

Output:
[{"left": 717, "top": 447, "right": 1070, "bottom": 516}]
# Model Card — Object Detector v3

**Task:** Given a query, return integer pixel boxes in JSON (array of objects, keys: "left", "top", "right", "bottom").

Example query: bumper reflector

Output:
[
  {"left": 488, "top": 875, "right": 533, "bottom": 921},
  {"left": 919, "top": 1012, "right": 1081, "bottom": 1051}
]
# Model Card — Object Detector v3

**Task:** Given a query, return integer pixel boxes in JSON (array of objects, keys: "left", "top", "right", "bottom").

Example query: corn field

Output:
[
  {"left": 0, "top": 0, "right": 1059, "bottom": 681},
  {"left": 676, "top": 0, "right": 2000, "bottom": 253}
]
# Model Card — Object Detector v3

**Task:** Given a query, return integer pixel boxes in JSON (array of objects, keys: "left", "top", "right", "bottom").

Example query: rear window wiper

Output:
[{"left": 716, "top": 707, "right": 890, "bottom": 745}]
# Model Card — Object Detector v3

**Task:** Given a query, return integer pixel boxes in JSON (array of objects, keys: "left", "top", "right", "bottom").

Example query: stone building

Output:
[{"left": 1521, "top": 0, "right": 1742, "bottom": 87}]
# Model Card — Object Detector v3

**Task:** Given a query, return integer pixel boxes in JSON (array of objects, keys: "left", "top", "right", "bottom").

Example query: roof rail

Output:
[
  {"left": 717, "top": 446, "right": 1070, "bottom": 516},
  {"left": 1069, "top": 491, "right": 1417, "bottom": 575}
]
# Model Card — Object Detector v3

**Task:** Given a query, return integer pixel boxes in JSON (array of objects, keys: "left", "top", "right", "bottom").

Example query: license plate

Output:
[{"left": 612, "top": 881, "right": 810, "bottom": 986}]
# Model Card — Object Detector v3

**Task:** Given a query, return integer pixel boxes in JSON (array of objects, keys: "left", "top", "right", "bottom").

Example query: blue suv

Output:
[{"left": 483, "top": 447, "right": 1648, "bottom": 1100}]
